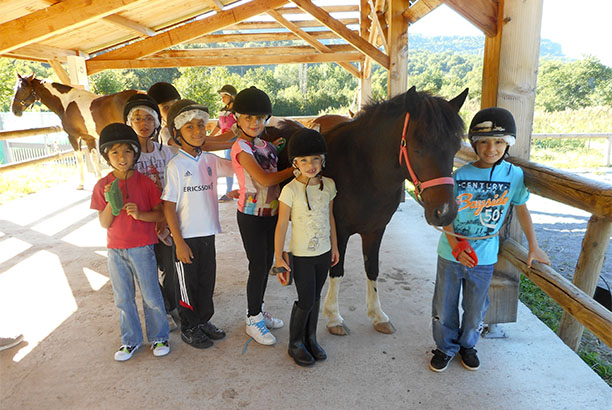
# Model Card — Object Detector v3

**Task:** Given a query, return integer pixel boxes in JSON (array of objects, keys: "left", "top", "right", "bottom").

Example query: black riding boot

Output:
[
  {"left": 305, "top": 299, "right": 327, "bottom": 361},
  {"left": 288, "top": 302, "right": 315, "bottom": 367}
]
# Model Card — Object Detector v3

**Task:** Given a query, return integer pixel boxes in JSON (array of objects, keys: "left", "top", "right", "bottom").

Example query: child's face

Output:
[
  {"left": 179, "top": 118, "right": 207, "bottom": 151},
  {"left": 158, "top": 99, "right": 179, "bottom": 123},
  {"left": 294, "top": 155, "right": 323, "bottom": 179},
  {"left": 107, "top": 143, "right": 135, "bottom": 171},
  {"left": 130, "top": 109, "right": 156, "bottom": 139},
  {"left": 474, "top": 138, "right": 508, "bottom": 168},
  {"left": 221, "top": 94, "right": 232, "bottom": 106},
  {"left": 237, "top": 114, "right": 267, "bottom": 138}
]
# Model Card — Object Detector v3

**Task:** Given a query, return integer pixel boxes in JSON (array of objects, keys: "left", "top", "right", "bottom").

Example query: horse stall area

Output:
[
  {"left": 1, "top": 0, "right": 612, "bottom": 408},
  {"left": 1, "top": 177, "right": 611, "bottom": 409}
]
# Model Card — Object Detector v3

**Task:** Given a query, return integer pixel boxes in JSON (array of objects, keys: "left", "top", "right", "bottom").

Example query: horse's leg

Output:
[
  {"left": 362, "top": 229, "right": 396, "bottom": 334},
  {"left": 68, "top": 136, "right": 85, "bottom": 190},
  {"left": 86, "top": 139, "right": 102, "bottom": 178},
  {"left": 323, "top": 230, "right": 350, "bottom": 336}
]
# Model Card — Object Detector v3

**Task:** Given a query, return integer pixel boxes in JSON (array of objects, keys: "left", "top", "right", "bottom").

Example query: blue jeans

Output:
[
  {"left": 224, "top": 148, "right": 233, "bottom": 194},
  {"left": 432, "top": 256, "right": 494, "bottom": 356},
  {"left": 108, "top": 245, "right": 170, "bottom": 346}
]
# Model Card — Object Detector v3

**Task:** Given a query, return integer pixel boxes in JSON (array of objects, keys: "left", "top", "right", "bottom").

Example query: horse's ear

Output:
[
  {"left": 404, "top": 85, "right": 419, "bottom": 113},
  {"left": 17, "top": 72, "right": 22, "bottom": 79},
  {"left": 449, "top": 88, "right": 469, "bottom": 112}
]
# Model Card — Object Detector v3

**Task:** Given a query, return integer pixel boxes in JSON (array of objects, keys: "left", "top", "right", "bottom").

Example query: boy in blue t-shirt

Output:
[{"left": 430, "top": 107, "right": 550, "bottom": 372}]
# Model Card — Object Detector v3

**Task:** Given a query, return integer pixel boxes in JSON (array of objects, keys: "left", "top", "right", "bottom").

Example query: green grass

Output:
[
  {"left": 519, "top": 275, "right": 612, "bottom": 386},
  {"left": 0, "top": 163, "right": 74, "bottom": 205}
]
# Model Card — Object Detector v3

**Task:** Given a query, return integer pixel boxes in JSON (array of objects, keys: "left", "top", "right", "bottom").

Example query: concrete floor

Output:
[{"left": 1, "top": 177, "right": 610, "bottom": 409}]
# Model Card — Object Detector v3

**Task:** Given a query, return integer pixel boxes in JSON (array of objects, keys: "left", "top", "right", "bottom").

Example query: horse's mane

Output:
[{"left": 354, "top": 90, "right": 465, "bottom": 148}]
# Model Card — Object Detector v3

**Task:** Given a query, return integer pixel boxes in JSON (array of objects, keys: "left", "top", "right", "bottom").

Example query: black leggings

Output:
[
  {"left": 237, "top": 211, "right": 277, "bottom": 317},
  {"left": 154, "top": 241, "right": 177, "bottom": 312},
  {"left": 293, "top": 251, "right": 331, "bottom": 311}
]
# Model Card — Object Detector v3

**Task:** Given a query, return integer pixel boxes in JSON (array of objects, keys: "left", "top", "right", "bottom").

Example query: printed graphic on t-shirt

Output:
[
  {"left": 455, "top": 180, "right": 510, "bottom": 237},
  {"left": 241, "top": 141, "right": 280, "bottom": 216}
]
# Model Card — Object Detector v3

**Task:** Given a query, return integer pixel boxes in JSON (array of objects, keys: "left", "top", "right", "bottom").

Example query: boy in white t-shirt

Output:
[{"left": 162, "top": 100, "right": 234, "bottom": 349}]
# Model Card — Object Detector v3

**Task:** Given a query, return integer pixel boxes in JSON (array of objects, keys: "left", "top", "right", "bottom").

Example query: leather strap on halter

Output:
[{"left": 398, "top": 112, "right": 454, "bottom": 201}]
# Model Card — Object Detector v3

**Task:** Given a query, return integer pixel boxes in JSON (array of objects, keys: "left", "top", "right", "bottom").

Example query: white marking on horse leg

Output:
[
  {"left": 323, "top": 276, "right": 344, "bottom": 327},
  {"left": 89, "top": 147, "right": 102, "bottom": 178},
  {"left": 366, "top": 278, "right": 389, "bottom": 325},
  {"left": 74, "top": 151, "right": 85, "bottom": 190}
]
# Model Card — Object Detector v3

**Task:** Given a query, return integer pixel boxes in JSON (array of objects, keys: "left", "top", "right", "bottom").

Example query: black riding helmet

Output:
[
  {"left": 99, "top": 123, "right": 141, "bottom": 164},
  {"left": 123, "top": 94, "right": 161, "bottom": 139},
  {"left": 147, "top": 82, "right": 181, "bottom": 104},
  {"left": 218, "top": 84, "right": 237, "bottom": 98},
  {"left": 233, "top": 86, "right": 272, "bottom": 118},
  {"left": 166, "top": 99, "right": 209, "bottom": 145},
  {"left": 468, "top": 107, "right": 517, "bottom": 177},
  {"left": 287, "top": 128, "right": 328, "bottom": 164}
]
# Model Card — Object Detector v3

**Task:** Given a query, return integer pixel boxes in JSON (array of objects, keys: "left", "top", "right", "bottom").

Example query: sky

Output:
[{"left": 409, "top": 0, "right": 612, "bottom": 67}]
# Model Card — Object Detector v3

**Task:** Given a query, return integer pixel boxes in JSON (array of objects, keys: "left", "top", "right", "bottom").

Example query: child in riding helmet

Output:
[
  {"left": 162, "top": 99, "right": 234, "bottom": 349},
  {"left": 123, "top": 93, "right": 178, "bottom": 331},
  {"left": 90, "top": 123, "right": 170, "bottom": 361},
  {"left": 147, "top": 82, "right": 181, "bottom": 147},
  {"left": 274, "top": 128, "right": 339, "bottom": 366},
  {"left": 430, "top": 107, "right": 550, "bottom": 373},
  {"left": 210, "top": 84, "right": 238, "bottom": 202},
  {"left": 231, "top": 86, "right": 294, "bottom": 346}
]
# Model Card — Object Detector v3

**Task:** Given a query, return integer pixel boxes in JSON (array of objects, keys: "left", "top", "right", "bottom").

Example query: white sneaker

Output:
[
  {"left": 151, "top": 340, "right": 170, "bottom": 357},
  {"left": 262, "top": 311, "right": 284, "bottom": 329},
  {"left": 114, "top": 344, "right": 140, "bottom": 361},
  {"left": 246, "top": 313, "right": 276, "bottom": 345}
]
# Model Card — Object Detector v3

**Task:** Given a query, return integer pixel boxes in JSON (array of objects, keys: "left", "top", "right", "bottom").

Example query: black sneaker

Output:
[
  {"left": 429, "top": 349, "right": 453, "bottom": 372},
  {"left": 459, "top": 347, "right": 480, "bottom": 370},
  {"left": 181, "top": 326, "right": 213, "bottom": 349},
  {"left": 198, "top": 322, "right": 226, "bottom": 340}
]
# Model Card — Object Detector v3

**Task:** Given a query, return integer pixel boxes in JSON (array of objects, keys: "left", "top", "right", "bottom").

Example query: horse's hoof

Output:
[
  {"left": 76, "top": 184, "right": 84, "bottom": 190},
  {"left": 374, "top": 321, "right": 396, "bottom": 334},
  {"left": 328, "top": 324, "right": 350, "bottom": 336}
]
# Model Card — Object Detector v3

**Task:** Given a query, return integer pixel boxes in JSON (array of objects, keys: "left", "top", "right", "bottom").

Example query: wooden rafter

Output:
[
  {"left": 86, "top": 52, "right": 364, "bottom": 71},
  {"left": 204, "top": 0, "right": 225, "bottom": 11},
  {"left": 189, "top": 30, "right": 350, "bottom": 44},
  {"left": 368, "top": 0, "right": 388, "bottom": 53},
  {"left": 443, "top": 0, "right": 498, "bottom": 37},
  {"left": 0, "top": 0, "right": 148, "bottom": 55},
  {"left": 88, "top": 0, "right": 290, "bottom": 67},
  {"left": 151, "top": 44, "right": 357, "bottom": 57},
  {"left": 3, "top": 44, "right": 84, "bottom": 63},
  {"left": 267, "top": 9, "right": 360, "bottom": 78},
  {"left": 291, "top": 0, "right": 389, "bottom": 69},
  {"left": 403, "top": 0, "right": 442, "bottom": 23},
  {"left": 103, "top": 14, "right": 156, "bottom": 38},
  {"left": 226, "top": 17, "right": 359, "bottom": 31},
  {"left": 47, "top": 60, "right": 72, "bottom": 84}
]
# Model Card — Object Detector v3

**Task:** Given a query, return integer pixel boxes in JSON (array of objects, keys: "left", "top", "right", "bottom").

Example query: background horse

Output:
[
  {"left": 11, "top": 74, "right": 138, "bottom": 189},
  {"left": 268, "top": 86, "right": 468, "bottom": 335}
]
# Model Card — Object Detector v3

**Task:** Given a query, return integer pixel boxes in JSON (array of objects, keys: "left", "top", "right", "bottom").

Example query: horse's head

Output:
[
  {"left": 11, "top": 74, "right": 39, "bottom": 116},
  {"left": 401, "top": 86, "right": 468, "bottom": 226}
]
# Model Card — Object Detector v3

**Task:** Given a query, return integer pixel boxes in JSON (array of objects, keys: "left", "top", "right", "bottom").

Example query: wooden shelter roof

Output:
[{"left": 0, "top": 0, "right": 499, "bottom": 78}]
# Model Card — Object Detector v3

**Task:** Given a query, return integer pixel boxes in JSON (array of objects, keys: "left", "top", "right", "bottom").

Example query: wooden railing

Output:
[
  {"left": 455, "top": 143, "right": 612, "bottom": 350},
  {"left": 0, "top": 125, "right": 70, "bottom": 173}
]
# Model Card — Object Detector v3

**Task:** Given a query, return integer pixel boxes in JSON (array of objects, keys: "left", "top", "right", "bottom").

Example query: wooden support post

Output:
[
  {"left": 558, "top": 216, "right": 612, "bottom": 351},
  {"left": 480, "top": 0, "right": 503, "bottom": 109},
  {"left": 387, "top": 0, "right": 410, "bottom": 97},
  {"left": 487, "top": 0, "right": 544, "bottom": 324},
  {"left": 66, "top": 55, "right": 90, "bottom": 91}
]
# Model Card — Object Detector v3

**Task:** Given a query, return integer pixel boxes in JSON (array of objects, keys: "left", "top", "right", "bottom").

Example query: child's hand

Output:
[
  {"left": 272, "top": 137, "right": 286, "bottom": 148},
  {"left": 123, "top": 202, "right": 140, "bottom": 220},
  {"left": 452, "top": 239, "right": 478, "bottom": 268},
  {"left": 274, "top": 253, "right": 291, "bottom": 285},
  {"left": 331, "top": 246, "right": 340, "bottom": 267},
  {"left": 527, "top": 246, "right": 551, "bottom": 268},
  {"left": 175, "top": 240, "right": 194, "bottom": 264},
  {"left": 227, "top": 189, "right": 239, "bottom": 199},
  {"left": 155, "top": 220, "right": 167, "bottom": 234},
  {"left": 104, "top": 183, "right": 112, "bottom": 193}
]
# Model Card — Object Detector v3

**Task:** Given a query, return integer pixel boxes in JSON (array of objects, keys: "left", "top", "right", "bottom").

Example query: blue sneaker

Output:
[{"left": 246, "top": 313, "right": 276, "bottom": 345}]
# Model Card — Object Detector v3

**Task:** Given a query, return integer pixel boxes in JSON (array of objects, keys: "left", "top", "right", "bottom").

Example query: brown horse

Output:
[
  {"left": 11, "top": 74, "right": 138, "bottom": 189},
  {"left": 267, "top": 86, "right": 468, "bottom": 335}
]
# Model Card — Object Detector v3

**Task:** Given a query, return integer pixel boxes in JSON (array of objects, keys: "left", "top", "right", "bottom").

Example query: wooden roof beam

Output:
[
  {"left": 268, "top": 9, "right": 360, "bottom": 78},
  {"left": 2, "top": 43, "right": 87, "bottom": 63},
  {"left": 443, "top": 0, "right": 498, "bottom": 37},
  {"left": 367, "top": 0, "right": 388, "bottom": 53},
  {"left": 88, "top": 0, "right": 290, "bottom": 66},
  {"left": 190, "top": 30, "right": 350, "bottom": 44},
  {"left": 204, "top": 0, "right": 225, "bottom": 11},
  {"left": 103, "top": 14, "right": 156, "bottom": 38},
  {"left": 291, "top": 0, "right": 389, "bottom": 69},
  {"left": 86, "top": 52, "right": 364, "bottom": 71},
  {"left": 0, "top": 0, "right": 148, "bottom": 55},
  {"left": 403, "top": 0, "right": 442, "bottom": 23},
  {"left": 151, "top": 44, "right": 357, "bottom": 57},
  {"left": 226, "top": 17, "right": 359, "bottom": 31}
]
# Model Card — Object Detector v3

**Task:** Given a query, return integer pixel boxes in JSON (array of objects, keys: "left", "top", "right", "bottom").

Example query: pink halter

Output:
[{"left": 398, "top": 112, "right": 454, "bottom": 203}]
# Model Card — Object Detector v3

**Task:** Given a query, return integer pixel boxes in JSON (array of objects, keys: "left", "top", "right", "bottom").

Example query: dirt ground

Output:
[{"left": 1, "top": 175, "right": 611, "bottom": 410}]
